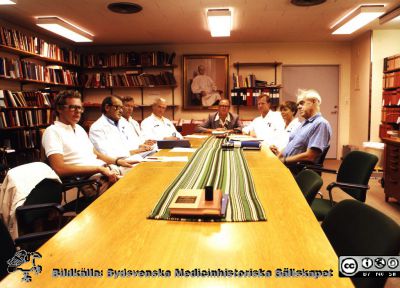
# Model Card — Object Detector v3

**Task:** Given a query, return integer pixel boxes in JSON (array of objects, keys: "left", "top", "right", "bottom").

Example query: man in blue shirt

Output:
[{"left": 271, "top": 89, "right": 331, "bottom": 167}]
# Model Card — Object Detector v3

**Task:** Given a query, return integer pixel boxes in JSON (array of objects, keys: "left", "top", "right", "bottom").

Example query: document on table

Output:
[
  {"left": 184, "top": 135, "right": 208, "bottom": 139},
  {"left": 170, "top": 147, "right": 196, "bottom": 153},
  {"left": 143, "top": 156, "right": 189, "bottom": 162}
]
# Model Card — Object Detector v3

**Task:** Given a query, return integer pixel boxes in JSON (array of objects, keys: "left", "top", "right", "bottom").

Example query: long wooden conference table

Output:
[{"left": 1, "top": 137, "right": 353, "bottom": 287}]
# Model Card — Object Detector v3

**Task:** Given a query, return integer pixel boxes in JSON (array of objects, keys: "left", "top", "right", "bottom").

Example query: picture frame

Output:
[{"left": 182, "top": 54, "right": 229, "bottom": 110}]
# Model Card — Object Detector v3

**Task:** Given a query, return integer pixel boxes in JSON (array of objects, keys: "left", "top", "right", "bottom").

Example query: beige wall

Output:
[
  {"left": 350, "top": 31, "right": 371, "bottom": 147},
  {"left": 371, "top": 30, "right": 400, "bottom": 142},
  {"left": 84, "top": 42, "right": 351, "bottom": 158}
]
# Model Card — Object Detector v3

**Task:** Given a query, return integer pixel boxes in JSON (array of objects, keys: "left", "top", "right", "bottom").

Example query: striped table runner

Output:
[{"left": 148, "top": 136, "right": 266, "bottom": 222}]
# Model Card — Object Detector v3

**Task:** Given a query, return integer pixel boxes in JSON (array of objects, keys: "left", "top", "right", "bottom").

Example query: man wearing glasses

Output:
[
  {"left": 120, "top": 96, "right": 156, "bottom": 153},
  {"left": 89, "top": 96, "right": 147, "bottom": 166},
  {"left": 195, "top": 99, "right": 243, "bottom": 133},
  {"left": 271, "top": 89, "right": 331, "bottom": 169},
  {"left": 42, "top": 91, "right": 135, "bottom": 193}
]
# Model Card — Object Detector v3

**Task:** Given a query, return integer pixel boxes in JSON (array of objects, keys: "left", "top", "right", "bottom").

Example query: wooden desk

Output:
[{"left": 1, "top": 139, "right": 353, "bottom": 287}]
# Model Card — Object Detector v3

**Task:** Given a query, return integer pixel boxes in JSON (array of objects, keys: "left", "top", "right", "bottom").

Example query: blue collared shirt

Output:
[{"left": 283, "top": 113, "right": 331, "bottom": 157}]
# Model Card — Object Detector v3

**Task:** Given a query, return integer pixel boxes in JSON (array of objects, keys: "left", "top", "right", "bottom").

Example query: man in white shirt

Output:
[
  {"left": 120, "top": 96, "right": 155, "bottom": 153},
  {"left": 140, "top": 98, "right": 183, "bottom": 140},
  {"left": 89, "top": 96, "right": 152, "bottom": 161},
  {"left": 242, "top": 94, "right": 285, "bottom": 146},
  {"left": 191, "top": 64, "right": 222, "bottom": 107},
  {"left": 42, "top": 90, "right": 136, "bottom": 193}
]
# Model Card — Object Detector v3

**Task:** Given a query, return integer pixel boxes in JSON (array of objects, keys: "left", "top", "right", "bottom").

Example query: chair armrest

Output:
[
  {"left": 304, "top": 165, "right": 337, "bottom": 174},
  {"left": 327, "top": 181, "right": 370, "bottom": 206},
  {"left": 14, "top": 229, "right": 58, "bottom": 246},
  {"left": 287, "top": 161, "right": 337, "bottom": 174},
  {"left": 327, "top": 181, "right": 370, "bottom": 192},
  {"left": 62, "top": 177, "right": 99, "bottom": 190},
  {"left": 16, "top": 203, "right": 64, "bottom": 214}
]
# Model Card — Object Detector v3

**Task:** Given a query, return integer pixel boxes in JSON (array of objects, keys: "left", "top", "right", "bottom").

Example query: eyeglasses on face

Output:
[
  {"left": 62, "top": 105, "right": 85, "bottom": 113},
  {"left": 109, "top": 104, "right": 124, "bottom": 111},
  {"left": 219, "top": 105, "right": 230, "bottom": 108}
]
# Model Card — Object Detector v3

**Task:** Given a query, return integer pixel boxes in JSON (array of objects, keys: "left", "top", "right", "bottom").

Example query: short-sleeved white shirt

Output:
[
  {"left": 42, "top": 120, "right": 104, "bottom": 166},
  {"left": 242, "top": 111, "right": 285, "bottom": 146},
  {"left": 140, "top": 113, "right": 182, "bottom": 141}
]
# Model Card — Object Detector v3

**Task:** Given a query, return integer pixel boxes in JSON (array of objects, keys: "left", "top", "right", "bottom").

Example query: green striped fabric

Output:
[{"left": 148, "top": 136, "right": 266, "bottom": 222}]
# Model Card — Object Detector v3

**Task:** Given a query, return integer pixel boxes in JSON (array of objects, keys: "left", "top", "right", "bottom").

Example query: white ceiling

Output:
[{"left": 0, "top": 0, "right": 400, "bottom": 46}]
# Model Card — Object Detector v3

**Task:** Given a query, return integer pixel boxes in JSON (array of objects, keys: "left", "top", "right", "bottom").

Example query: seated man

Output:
[
  {"left": 195, "top": 99, "right": 243, "bottom": 133},
  {"left": 89, "top": 95, "right": 151, "bottom": 163},
  {"left": 42, "top": 90, "right": 135, "bottom": 194},
  {"left": 140, "top": 97, "right": 183, "bottom": 140},
  {"left": 242, "top": 94, "right": 285, "bottom": 146},
  {"left": 120, "top": 96, "right": 156, "bottom": 153},
  {"left": 271, "top": 89, "right": 332, "bottom": 171}
]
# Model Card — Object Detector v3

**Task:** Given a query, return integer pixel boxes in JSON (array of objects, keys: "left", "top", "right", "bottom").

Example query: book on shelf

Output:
[
  {"left": 83, "top": 71, "right": 176, "bottom": 88},
  {"left": 0, "top": 26, "right": 81, "bottom": 65},
  {"left": 83, "top": 51, "right": 176, "bottom": 67},
  {"left": 169, "top": 188, "right": 227, "bottom": 218}
]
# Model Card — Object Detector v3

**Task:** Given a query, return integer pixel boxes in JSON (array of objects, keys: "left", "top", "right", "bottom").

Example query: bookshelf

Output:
[
  {"left": 0, "top": 25, "right": 80, "bottom": 166},
  {"left": 231, "top": 62, "right": 282, "bottom": 114},
  {"left": 81, "top": 51, "right": 177, "bottom": 120},
  {"left": 380, "top": 54, "right": 400, "bottom": 139},
  {"left": 381, "top": 54, "right": 400, "bottom": 202}
]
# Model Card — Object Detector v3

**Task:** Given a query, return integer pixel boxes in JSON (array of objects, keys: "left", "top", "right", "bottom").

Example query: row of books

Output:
[
  {"left": 0, "top": 109, "right": 53, "bottom": 128},
  {"left": 0, "top": 56, "right": 79, "bottom": 86},
  {"left": 0, "top": 90, "right": 55, "bottom": 108},
  {"left": 381, "top": 107, "right": 400, "bottom": 123},
  {"left": 382, "top": 89, "right": 400, "bottom": 106},
  {"left": 0, "top": 26, "right": 81, "bottom": 65},
  {"left": 384, "top": 55, "right": 400, "bottom": 72},
  {"left": 82, "top": 71, "right": 176, "bottom": 88},
  {"left": 230, "top": 88, "right": 281, "bottom": 106},
  {"left": 83, "top": 51, "right": 176, "bottom": 68},
  {"left": 232, "top": 73, "right": 276, "bottom": 89},
  {"left": 382, "top": 71, "right": 400, "bottom": 89}
]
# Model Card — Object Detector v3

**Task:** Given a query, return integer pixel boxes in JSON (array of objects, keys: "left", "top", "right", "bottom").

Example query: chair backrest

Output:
[
  {"left": 181, "top": 123, "right": 197, "bottom": 136},
  {"left": 322, "top": 200, "right": 400, "bottom": 288},
  {"left": 18, "top": 179, "right": 63, "bottom": 236},
  {"left": 315, "top": 144, "right": 330, "bottom": 166},
  {"left": 295, "top": 169, "right": 323, "bottom": 205},
  {"left": 336, "top": 151, "right": 378, "bottom": 201},
  {"left": 0, "top": 220, "right": 16, "bottom": 280}
]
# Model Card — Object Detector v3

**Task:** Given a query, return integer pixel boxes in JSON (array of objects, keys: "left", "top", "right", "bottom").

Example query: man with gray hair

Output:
[
  {"left": 140, "top": 97, "right": 183, "bottom": 140},
  {"left": 271, "top": 89, "right": 331, "bottom": 168}
]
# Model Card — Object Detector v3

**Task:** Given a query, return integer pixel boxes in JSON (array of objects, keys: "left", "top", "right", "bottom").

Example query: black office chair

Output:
[
  {"left": 287, "top": 145, "right": 330, "bottom": 175},
  {"left": 311, "top": 150, "right": 378, "bottom": 221},
  {"left": 294, "top": 169, "right": 323, "bottom": 205},
  {"left": 322, "top": 200, "right": 400, "bottom": 288},
  {"left": 3, "top": 163, "right": 100, "bottom": 243}
]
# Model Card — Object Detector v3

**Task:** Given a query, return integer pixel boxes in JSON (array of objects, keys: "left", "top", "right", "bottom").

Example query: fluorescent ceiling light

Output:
[
  {"left": 36, "top": 17, "right": 93, "bottom": 42},
  {"left": 332, "top": 5, "right": 385, "bottom": 35},
  {"left": 380, "top": 5, "right": 400, "bottom": 25},
  {"left": 0, "top": 0, "right": 16, "bottom": 4},
  {"left": 207, "top": 9, "right": 231, "bottom": 37}
]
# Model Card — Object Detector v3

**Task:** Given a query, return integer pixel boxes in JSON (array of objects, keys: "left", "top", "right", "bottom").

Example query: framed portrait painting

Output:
[{"left": 182, "top": 54, "right": 229, "bottom": 110}]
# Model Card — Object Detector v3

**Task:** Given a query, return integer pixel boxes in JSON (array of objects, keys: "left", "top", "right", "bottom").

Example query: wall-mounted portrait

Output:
[{"left": 182, "top": 54, "right": 229, "bottom": 110}]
